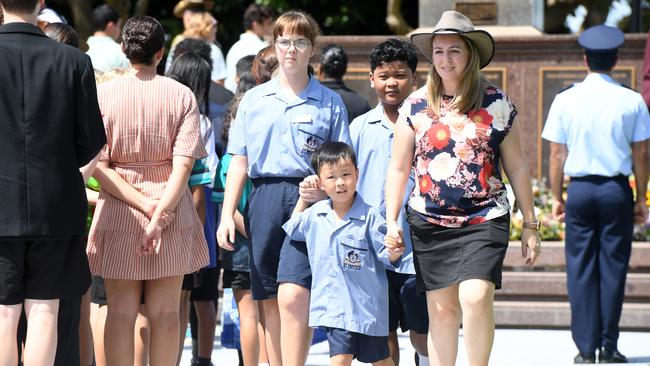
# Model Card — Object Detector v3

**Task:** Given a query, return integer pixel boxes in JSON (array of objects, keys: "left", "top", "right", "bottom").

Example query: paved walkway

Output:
[{"left": 180, "top": 327, "right": 650, "bottom": 365}]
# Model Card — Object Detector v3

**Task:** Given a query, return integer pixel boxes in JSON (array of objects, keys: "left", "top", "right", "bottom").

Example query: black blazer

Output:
[{"left": 0, "top": 23, "right": 106, "bottom": 239}]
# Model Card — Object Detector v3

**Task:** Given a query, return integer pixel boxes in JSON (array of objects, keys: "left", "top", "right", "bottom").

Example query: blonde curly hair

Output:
[{"left": 183, "top": 12, "right": 217, "bottom": 40}]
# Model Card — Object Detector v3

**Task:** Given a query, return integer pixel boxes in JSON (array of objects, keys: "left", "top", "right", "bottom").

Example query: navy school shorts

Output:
[
  {"left": 386, "top": 271, "right": 429, "bottom": 334},
  {"left": 326, "top": 327, "right": 390, "bottom": 363},
  {"left": 245, "top": 177, "right": 312, "bottom": 300}
]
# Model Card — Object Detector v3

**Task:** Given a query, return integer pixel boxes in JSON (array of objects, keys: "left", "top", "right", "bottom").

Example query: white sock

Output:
[
  {"left": 418, "top": 354, "right": 430, "bottom": 366},
  {"left": 258, "top": 363, "right": 270, "bottom": 366}
]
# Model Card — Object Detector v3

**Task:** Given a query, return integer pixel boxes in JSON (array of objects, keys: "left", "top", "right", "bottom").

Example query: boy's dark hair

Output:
[
  {"left": 311, "top": 142, "right": 357, "bottom": 175},
  {"left": 318, "top": 44, "right": 347, "bottom": 80},
  {"left": 369, "top": 38, "right": 418, "bottom": 73},
  {"left": 44, "top": 22, "right": 79, "bottom": 48},
  {"left": 172, "top": 38, "right": 212, "bottom": 67},
  {"left": 585, "top": 50, "right": 617, "bottom": 72},
  {"left": 92, "top": 4, "right": 120, "bottom": 32},
  {"left": 121, "top": 16, "right": 165, "bottom": 65},
  {"left": 0, "top": 0, "right": 38, "bottom": 14},
  {"left": 243, "top": 4, "right": 273, "bottom": 30},
  {"left": 236, "top": 54, "right": 255, "bottom": 78}
]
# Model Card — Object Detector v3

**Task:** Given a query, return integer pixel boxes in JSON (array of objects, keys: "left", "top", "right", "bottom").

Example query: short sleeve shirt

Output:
[
  {"left": 542, "top": 73, "right": 650, "bottom": 177},
  {"left": 226, "top": 77, "right": 351, "bottom": 178},
  {"left": 398, "top": 85, "right": 517, "bottom": 227},
  {"left": 282, "top": 194, "right": 396, "bottom": 336},
  {"left": 350, "top": 105, "right": 416, "bottom": 274}
]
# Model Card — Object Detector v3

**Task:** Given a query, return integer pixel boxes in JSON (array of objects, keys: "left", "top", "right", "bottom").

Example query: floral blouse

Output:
[{"left": 398, "top": 85, "right": 517, "bottom": 227}]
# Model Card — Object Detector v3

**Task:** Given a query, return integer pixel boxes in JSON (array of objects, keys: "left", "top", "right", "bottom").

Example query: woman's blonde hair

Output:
[
  {"left": 272, "top": 10, "right": 320, "bottom": 46},
  {"left": 183, "top": 12, "right": 217, "bottom": 40},
  {"left": 426, "top": 35, "right": 488, "bottom": 116}
]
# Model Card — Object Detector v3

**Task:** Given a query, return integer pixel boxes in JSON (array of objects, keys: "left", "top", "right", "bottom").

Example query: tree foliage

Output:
[
  {"left": 49, "top": 0, "right": 417, "bottom": 51},
  {"left": 46, "top": 0, "right": 645, "bottom": 52}
]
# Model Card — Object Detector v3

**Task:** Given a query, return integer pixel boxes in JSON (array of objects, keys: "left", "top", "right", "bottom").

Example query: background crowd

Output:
[{"left": 0, "top": 1, "right": 648, "bottom": 366}]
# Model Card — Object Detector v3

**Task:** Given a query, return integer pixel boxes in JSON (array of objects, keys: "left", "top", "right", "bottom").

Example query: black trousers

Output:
[{"left": 565, "top": 175, "right": 633, "bottom": 354}]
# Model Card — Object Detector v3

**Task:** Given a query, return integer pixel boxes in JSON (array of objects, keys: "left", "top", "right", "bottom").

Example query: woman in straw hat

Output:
[{"left": 384, "top": 10, "right": 541, "bottom": 366}]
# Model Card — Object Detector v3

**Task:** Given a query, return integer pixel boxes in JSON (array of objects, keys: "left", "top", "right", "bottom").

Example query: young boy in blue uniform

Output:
[
  {"left": 283, "top": 142, "right": 404, "bottom": 366},
  {"left": 350, "top": 39, "right": 429, "bottom": 365}
]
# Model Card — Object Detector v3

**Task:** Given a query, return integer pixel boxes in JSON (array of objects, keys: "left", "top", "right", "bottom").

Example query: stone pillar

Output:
[{"left": 419, "top": 0, "right": 544, "bottom": 30}]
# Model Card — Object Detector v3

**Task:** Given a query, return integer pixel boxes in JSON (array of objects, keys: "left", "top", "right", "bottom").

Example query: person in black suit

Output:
[
  {"left": 316, "top": 43, "right": 371, "bottom": 123},
  {"left": 0, "top": 1, "right": 106, "bottom": 365}
]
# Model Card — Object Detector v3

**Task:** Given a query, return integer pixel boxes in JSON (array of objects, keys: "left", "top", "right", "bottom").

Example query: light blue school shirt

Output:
[
  {"left": 350, "top": 105, "right": 415, "bottom": 274},
  {"left": 86, "top": 35, "right": 130, "bottom": 72},
  {"left": 283, "top": 194, "right": 398, "bottom": 337},
  {"left": 227, "top": 77, "right": 351, "bottom": 178},
  {"left": 542, "top": 73, "right": 650, "bottom": 177}
]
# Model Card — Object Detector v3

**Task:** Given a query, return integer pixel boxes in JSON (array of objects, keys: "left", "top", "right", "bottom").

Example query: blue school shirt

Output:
[
  {"left": 350, "top": 105, "right": 415, "bottom": 274},
  {"left": 542, "top": 73, "right": 650, "bottom": 177},
  {"left": 282, "top": 194, "right": 399, "bottom": 337},
  {"left": 227, "top": 77, "right": 351, "bottom": 178}
]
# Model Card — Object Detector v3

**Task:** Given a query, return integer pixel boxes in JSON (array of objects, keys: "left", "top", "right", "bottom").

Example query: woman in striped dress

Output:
[{"left": 86, "top": 16, "right": 209, "bottom": 365}]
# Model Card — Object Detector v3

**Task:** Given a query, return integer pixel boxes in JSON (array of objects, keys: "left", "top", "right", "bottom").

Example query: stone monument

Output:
[{"left": 417, "top": 0, "right": 544, "bottom": 35}]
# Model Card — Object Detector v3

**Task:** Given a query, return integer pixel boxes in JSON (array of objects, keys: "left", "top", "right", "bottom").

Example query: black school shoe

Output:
[
  {"left": 598, "top": 348, "right": 628, "bottom": 363},
  {"left": 574, "top": 352, "right": 596, "bottom": 364}
]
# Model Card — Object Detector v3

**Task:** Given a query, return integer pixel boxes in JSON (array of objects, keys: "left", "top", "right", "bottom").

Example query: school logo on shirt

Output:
[
  {"left": 301, "top": 136, "right": 318, "bottom": 156},
  {"left": 343, "top": 250, "right": 362, "bottom": 270}
]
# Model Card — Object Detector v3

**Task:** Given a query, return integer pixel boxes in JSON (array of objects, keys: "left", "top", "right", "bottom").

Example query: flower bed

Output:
[{"left": 508, "top": 177, "right": 650, "bottom": 241}]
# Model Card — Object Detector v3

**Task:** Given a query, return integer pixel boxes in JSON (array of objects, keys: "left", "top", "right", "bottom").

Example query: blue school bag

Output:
[
  {"left": 220, "top": 288, "right": 241, "bottom": 349},
  {"left": 220, "top": 288, "right": 327, "bottom": 349}
]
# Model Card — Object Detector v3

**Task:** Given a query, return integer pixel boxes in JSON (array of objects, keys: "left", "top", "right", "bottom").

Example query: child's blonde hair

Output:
[{"left": 183, "top": 12, "right": 217, "bottom": 40}]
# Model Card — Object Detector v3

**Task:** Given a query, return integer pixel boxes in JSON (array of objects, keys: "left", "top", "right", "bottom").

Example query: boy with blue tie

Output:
[{"left": 283, "top": 142, "right": 404, "bottom": 366}]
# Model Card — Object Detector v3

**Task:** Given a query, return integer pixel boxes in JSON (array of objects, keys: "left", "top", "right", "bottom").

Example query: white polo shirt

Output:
[{"left": 224, "top": 31, "right": 268, "bottom": 92}]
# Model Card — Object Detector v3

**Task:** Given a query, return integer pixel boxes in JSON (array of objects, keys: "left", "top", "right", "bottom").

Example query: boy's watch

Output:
[{"left": 523, "top": 221, "right": 541, "bottom": 231}]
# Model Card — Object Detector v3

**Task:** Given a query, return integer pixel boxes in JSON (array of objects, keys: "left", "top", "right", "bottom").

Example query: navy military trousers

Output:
[{"left": 565, "top": 175, "right": 633, "bottom": 354}]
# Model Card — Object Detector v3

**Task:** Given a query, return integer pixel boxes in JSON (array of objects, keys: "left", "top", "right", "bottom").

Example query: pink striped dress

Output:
[{"left": 87, "top": 74, "right": 209, "bottom": 280}]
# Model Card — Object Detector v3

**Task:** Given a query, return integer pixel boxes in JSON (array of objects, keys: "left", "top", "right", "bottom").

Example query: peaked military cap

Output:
[{"left": 578, "top": 25, "right": 624, "bottom": 52}]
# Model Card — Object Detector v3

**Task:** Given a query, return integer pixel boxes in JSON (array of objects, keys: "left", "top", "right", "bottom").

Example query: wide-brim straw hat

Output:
[
  {"left": 410, "top": 10, "right": 495, "bottom": 69},
  {"left": 173, "top": 0, "right": 214, "bottom": 18}
]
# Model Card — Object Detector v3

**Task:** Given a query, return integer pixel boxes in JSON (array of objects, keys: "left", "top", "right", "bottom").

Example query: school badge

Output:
[
  {"left": 301, "top": 136, "right": 318, "bottom": 156},
  {"left": 343, "top": 250, "right": 362, "bottom": 270}
]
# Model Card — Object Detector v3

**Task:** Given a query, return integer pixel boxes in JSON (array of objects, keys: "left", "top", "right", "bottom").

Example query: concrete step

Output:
[
  {"left": 494, "top": 301, "right": 650, "bottom": 330},
  {"left": 497, "top": 272, "right": 650, "bottom": 300},
  {"left": 503, "top": 241, "right": 650, "bottom": 271}
]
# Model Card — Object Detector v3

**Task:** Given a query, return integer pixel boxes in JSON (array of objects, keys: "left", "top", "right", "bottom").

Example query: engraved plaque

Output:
[
  {"left": 483, "top": 67, "right": 506, "bottom": 91},
  {"left": 455, "top": 1, "right": 497, "bottom": 25},
  {"left": 537, "top": 66, "right": 635, "bottom": 179}
]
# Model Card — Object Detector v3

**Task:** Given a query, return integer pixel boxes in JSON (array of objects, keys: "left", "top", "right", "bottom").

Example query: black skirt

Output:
[{"left": 407, "top": 210, "right": 510, "bottom": 295}]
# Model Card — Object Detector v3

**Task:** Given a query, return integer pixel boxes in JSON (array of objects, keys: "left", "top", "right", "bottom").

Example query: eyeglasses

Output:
[{"left": 275, "top": 38, "right": 311, "bottom": 52}]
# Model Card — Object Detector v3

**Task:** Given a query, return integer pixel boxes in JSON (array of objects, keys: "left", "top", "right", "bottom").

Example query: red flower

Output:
[
  {"left": 478, "top": 161, "right": 493, "bottom": 190},
  {"left": 420, "top": 174, "right": 434, "bottom": 194},
  {"left": 426, "top": 123, "right": 451, "bottom": 150},
  {"left": 468, "top": 216, "right": 486, "bottom": 225},
  {"left": 468, "top": 108, "right": 493, "bottom": 126}
]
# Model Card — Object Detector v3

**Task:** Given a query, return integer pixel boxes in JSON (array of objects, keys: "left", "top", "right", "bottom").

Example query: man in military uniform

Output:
[{"left": 542, "top": 25, "right": 650, "bottom": 364}]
